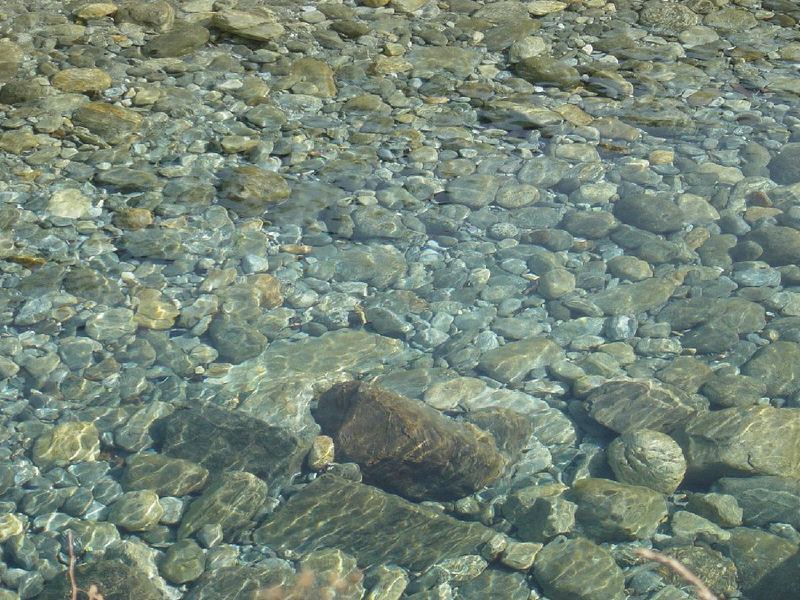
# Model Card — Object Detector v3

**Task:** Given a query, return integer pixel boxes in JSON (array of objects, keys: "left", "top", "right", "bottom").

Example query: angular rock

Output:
[
  {"left": 477, "top": 337, "right": 563, "bottom": 384},
  {"left": 313, "top": 381, "right": 505, "bottom": 500},
  {"left": 656, "top": 546, "right": 737, "bottom": 598},
  {"left": 513, "top": 57, "right": 580, "bottom": 89},
  {"left": 532, "top": 537, "right": 625, "bottom": 600},
  {"left": 590, "top": 274, "right": 684, "bottom": 315},
  {"left": 121, "top": 454, "right": 209, "bottom": 497},
  {"left": 613, "top": 194, "right": 685, "bottom": 233},
  {"left": 569, "top": 478, "right": 668, "bottom": 542},
  {"left": 47, "top": 189, "right": 92, "bottom": 219},
  {"left": 72, "top": 101, "right": 143, "bottom": 145},
  {"left": 212, "top": 9, "right": 285, "bottom": 42},
  {"left": 178, "top": 471, "right": 267, "bottom": 541},
  {"left": 185, "top": 565, "right": 294, "bottom": 600},
  {"left": 676, "top": 406, "right": 800, "bottom": 481},
  {"left": 714, "top": 476, "right": 800, "bottom": 530},
  {"left": 116, "top": 1, "right": 175, "bottom": 31},
  {"left": 728, "top": 527, "right": 800, "bottom": 600},
  {"left": 52, "top": 68, "right": 112, "bottom": 93},
  {"left": 151, "top": 403, "right": 307, "bottom": 492},
  {"left": 744, "top": 225, "right": 800, "bottom": 267},
  {"left": 143, "top": 24, "right": 210, "bottom": 58},
  {"left": 741, "top": 341, "right": 800, "bottom": 397},
  {"left": 254, "top": 474, "right": 495, "bottom": 571},
  {"left": 585, "top": 380, "right": 700, "bottom": 434},
  {"left": 219, "top": 166, "right": 291, "bottom": 217}
]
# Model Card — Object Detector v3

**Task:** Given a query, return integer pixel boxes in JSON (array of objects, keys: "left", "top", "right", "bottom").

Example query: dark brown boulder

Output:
[{"left": 313, "top": 381, "right": 506, "bottom": 501}]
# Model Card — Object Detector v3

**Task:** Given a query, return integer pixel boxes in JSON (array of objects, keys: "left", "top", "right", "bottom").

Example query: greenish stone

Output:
[
  {"left": 66, "top": 520, "right": 121, "bottom": 554},
  {"left": 570, "top": 478, "right": 668, "bottom": 542},
  {"left": 714, "top": 476, "right": 800, "bottom": 530},
  {"left": 32, "top": 422, "right": 100, "bottom": 467},
  {"left": 639, "top": 0, "right": 700, "bottom": 33},
  {"left": 108, "top": 490, "right": 165, "bottom": 532},
  {"left": 460, "top": 567, "right": 530, "bottom": 598},
  {"left": 656, "top": 546, "right": 737, "bottom": 598},
  {"left": 510, "top": 495, "right": 576, "bottom": 543},
  {"left": 254, "top": 474, "right": 495, "bottom": 571},
  {"left": 728, "top": 527, "right": 800, "bottom": 600},
  {"left": 741, "top": 341, "right": 800, "bottom": 397},
  {"left": 700, "top": 373, "right": 765, "bottom": 408},
  {"left": 160, "top": 539, "right": 206, "bottom": 584},
  {"left": 677, "top": 406, "right": 800, "bottom": 481},
  {"left": 213, "top": 8, "right": 284, "bottom": 41},
  {"left": 37, "top": 558, "right": 165, "bottom": 600},
  {"left": 538, "top": 268, "right": 576, "bottom": 300},
  {"left": 95, "top": 168, "right": 159, "bottom": 192},
  {"left": 186, "top": 565, "right": 294, "bottom": 600},
  {"left": 477, "top": 337, "right": 562, "bottom": 384},
  {"left": 364, "top": 564, "right": 409, "bottom": 600},
  {"left": 219, "top": 166, "right": 290, "bottom": 217},
  {"left": 607, "top": 429, "right": 686, "bottom": 494},
  {"left": 445, "top": 174, "right": 501, "bottom": 208},
  {"left": 143, "top": 24, "right": 210, "bottom": 57},
  {"left": 533, "top": 537, "right": 625, "bottom": 600},
  {"left": 116, "top": 1, "right": 175, "bottom": 32},
  {"left": 586, "top": 380, "right": 699, "bottom": 434},
  {"left": 152, "top": 404, "right": 306, "bottom": 491},
  {"left": 513, "top": 57, "right": 580, "bottom": 89},
  {"left": 670, "top": 510, "right": 730, "bottom": 543},
  {"left": 178, "top": 471, "right": 268, "bottom": 541},
  {"left": 122, "top": 454, "right": 209, "bottom": 497},
  {"left": 744, "top": 225, "right": 800, "bottom": 266},
  {"left": 408, "top": 46, "right": 481, "bottom": 79},
  {"left": 686, "top": 492, "right": 743, "bottom": 528}
]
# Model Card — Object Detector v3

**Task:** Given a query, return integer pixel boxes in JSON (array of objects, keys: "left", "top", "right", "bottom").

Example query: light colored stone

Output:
[
  {"left": 47, "top": 189, "right": 92, "bottom": 219},
  {"left": 527, "top": 0, "right": 567, "bottom": 16}
]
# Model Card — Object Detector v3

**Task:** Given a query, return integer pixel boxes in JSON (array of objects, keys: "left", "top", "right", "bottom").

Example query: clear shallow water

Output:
[{"left": 1, "top": 0, "right": 800, "bottom": 598}]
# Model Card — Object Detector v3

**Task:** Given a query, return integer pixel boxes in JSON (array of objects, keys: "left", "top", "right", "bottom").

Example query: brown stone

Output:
[
  {"left": 52, "top": 68, "right": 112, "bottom": 93},
  {"left": 313, "top": 381, "right": 506, "bottom": 501}
]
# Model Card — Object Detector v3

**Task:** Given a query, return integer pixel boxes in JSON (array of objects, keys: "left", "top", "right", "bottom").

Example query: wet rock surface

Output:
[
  {"left": 0, "top": 0, "right": 799, "bottom": 597},
  {"left": 254, "top": 474, "right": 495, "bottom": 571},
  {"left": 313, "top": 381, "right": 506, "bottom": 500}
]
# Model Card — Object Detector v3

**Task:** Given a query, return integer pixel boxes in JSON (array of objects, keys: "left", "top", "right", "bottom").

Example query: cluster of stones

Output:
[{"left": 0, "top": 0, "right": 799, "bottom": 598}]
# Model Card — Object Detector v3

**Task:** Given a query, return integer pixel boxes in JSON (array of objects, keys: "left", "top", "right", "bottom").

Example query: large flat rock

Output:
[{"left": 253, "top": 474, "right": 495, "bottom": 571}]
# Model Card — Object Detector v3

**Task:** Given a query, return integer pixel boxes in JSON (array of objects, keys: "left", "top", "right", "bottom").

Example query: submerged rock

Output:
[
  {"left": 313, "top": 381, "right": 506, "bottom": 500},
  {"left": 254, "top": 474, "right": 495, "bottom": 571}
]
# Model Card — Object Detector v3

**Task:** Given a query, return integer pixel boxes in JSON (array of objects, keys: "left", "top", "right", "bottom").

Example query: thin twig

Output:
[
  {"left": 66, "top": 531, "right": 78, "bottom": 600},
  {"left": 635, "top": 548, "right": 719, "bottom": 600}
]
